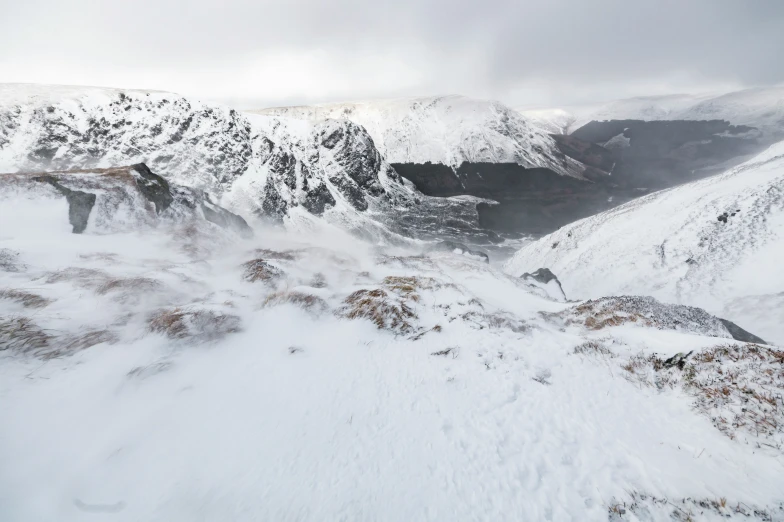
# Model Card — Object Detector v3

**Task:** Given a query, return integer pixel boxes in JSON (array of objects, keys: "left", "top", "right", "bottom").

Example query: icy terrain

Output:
[
  {"left": 1, "top": 165, "right": 784, "bottom": 521},
  {"left": 253, "top": 95, "right": 585, "bottom": 176},
  {"left": 506, "top": 141, "right": 784, "bottom": 346},
  {"left": 521, "top": 85, "right": 784, "bottom": 138},
  {"left": 0, "top": 84, "right": 499, "bottom": 247}
]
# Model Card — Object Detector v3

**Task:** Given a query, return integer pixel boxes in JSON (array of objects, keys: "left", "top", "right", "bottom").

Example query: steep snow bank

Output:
[{"left": 505, "top": 141, "right": 784, "bottom": 345}]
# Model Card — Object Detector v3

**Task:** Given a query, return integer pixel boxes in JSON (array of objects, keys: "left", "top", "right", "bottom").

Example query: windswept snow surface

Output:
[
  {"left": 2, "top": 179, "right": 784, "bottom": 521},
  {"left": 253, "top": 95, "right": 584, "bottom": 176},
  {"left": 505, "top": 141, "right": 784, "bottom": 346}
]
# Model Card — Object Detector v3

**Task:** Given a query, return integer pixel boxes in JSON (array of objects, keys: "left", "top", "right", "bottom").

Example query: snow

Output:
[
  {"left": 521, "top": 85, "right": 784, "bottom": 138},
  {"left": 252, "top": 95, "right": 585, "bottom": 177},
  {"left": 505, "top": 140, "right": 784, "bottom": 346},
  {"left": 2, "top": 178, "right": 784, "bottom": 521}
]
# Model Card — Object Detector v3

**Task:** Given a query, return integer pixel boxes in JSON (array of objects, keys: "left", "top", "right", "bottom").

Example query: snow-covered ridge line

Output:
[
  {"left": 504, "top": 140, "right": 784, "bottom": 345},
  {"left": 520, "top": 84, "right": 784, "bottom": 137},
  {"left": 0, "top": 84, "right": 429, "bottom": 235},
  {"left": 252, "top": 95, "right": 586, "bottom": 177}
]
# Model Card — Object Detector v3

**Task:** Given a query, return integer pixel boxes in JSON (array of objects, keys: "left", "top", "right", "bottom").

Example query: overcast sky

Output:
[{"left": 2, "top": 0, "right": 783, "bottom": 109}]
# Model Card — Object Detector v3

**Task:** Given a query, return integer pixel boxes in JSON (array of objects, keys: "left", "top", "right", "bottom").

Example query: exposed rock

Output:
[
  {"left": 130, "top": 163, "right": 173, "bottom": 213},
  {"left": 718, "top": 318, "right": 767, "bottom": 344},
  {"left": 560, "top": 296, "right": 767, "bottom": 342},
  {"left": 1, "top": 164, "right": 253, "bottom": 236},
  {"left": 520, "top": 268, "right": 566, "bottom": 301},
  {"left": 32, "top": 175, "right": 96, "bottom": 233}
]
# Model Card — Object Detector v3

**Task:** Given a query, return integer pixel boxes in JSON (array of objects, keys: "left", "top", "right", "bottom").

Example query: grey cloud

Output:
[{"left": 1, "top": 0, "right": 783, "bottom": 107}]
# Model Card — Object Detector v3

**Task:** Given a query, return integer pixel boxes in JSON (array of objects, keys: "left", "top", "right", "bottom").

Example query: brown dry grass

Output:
[
  {"left": 252, "top": 248, "right": 300, "bottom": 261},
  {"left": 242, "top": 259, "right": 283, "bottom": 283},
  {"left": 262, "top": 291, "right": 328, "bottom": 314},
  {"left": 149, "top": 307, "right": 242, "bottom": 342},
  {"left": 45, "top": 267, "right": 109, "bottom": 287},
  {"left": 96, "top": 277, "right": 162, "bottom": 295},
  {"left": 337, "top": 288, "right": 416, "bottom": 334},
  {"left": 617, "top": 343, "right": 784, "bottom": 447},
  {"left": 0, "top": 317, "right": 52, "bottom": 354},
  {"left": 0, "top": 289, "right": 52, "bottom": 309}
]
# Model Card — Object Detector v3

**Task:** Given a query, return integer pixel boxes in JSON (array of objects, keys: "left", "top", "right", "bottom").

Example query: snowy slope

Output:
[
  {"left": 2, "top": 178, "right": 784, "bottom": 521},
  {"left": 505, "top": 141, "right": 784, "bottom": 345},
  {"left": 253, "top": 95, "right": 585, "bottom": 176},
  {"left": 0, "top": 84, "right": 495, "bottom": 245},
  {"left": 520, "top": 94, "right": 710, "bottom": 134},
  {"left": 523, "top": 86, "right": 784, "bottom": 138}
]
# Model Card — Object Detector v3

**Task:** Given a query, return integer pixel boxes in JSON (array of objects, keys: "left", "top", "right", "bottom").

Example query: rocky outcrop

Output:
[
  {"left": 561, "top": 295, "right": 766, "bottom": 342},
  {"left": 253, "top": 95, "right": 586, "bottom": 176},
  {"left": 0, "top": 163, "right": 252, "bottom": 236},
  {"left": 0, "top": 86, "right": 421, "bottom": 231},
  {"left": 520, "top": 268, "right": 566, "bottom": 301}
]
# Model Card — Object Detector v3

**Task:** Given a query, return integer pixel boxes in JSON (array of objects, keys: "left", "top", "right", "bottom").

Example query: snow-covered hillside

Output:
[
  {"left": 522, "top": 85, "right": 784, "bottom": 137},
  {"left": 0, "top": 84, "right": 496, "bottom": 245},
  {"left": 2, "top": 172, "right": 784, "bottom": 521},
  {"left": 505, "top": 141, "right": 784, "bottom": 345},
  {"left": 253, "top": 95, "right": 585, "bottom": 176}
]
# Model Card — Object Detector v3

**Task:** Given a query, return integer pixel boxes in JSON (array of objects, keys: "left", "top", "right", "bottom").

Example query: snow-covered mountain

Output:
[
  {"left": 2, "top": 166, "right": 783, "bottom": 520},
  {"left": 505, "top": 141, "right": 784, "bottom": 345},
  {"left": 253, "top": 95, "right": 585, "bottom": 176},
  {"left": 522, "top": 85, "right": 784, "bottom": 138},
  {"left": 0, "top": 84, "right": 496, "bottom": 245}
]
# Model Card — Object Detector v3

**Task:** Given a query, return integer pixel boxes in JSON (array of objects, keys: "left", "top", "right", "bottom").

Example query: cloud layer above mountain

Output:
[{"left": 2, "top": 0, "right": 783, "bottom": 108}]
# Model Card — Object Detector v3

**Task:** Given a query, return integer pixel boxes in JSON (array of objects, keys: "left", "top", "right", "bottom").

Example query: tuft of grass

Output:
[
  {"left": 615, "top": 343, "right": 784, "bottom": 448},
  {"left": 0, "top": 317, "right": 52, "bottom": 355},
  {"left": 0, "top": 289, "right": 52, "bottom": 309},
  {"left": 0, "top": 248, "right": 24, "bottom": 272},
  {"left": 252, "top": 248, "right": 300, "bottom": 261},
  {"left": 96, "top": 277, "right": 161, "bottom": 295},
  {"left": 574, "top": 340, "right": 614, "bottom": 357},
  {"left": 336, "top": 288, "right": 416, "bottom": 334},
  {"left": 149, "top": 307, "right": 242, "bottom": 342},
  {"left": 241, "top": 259, "right": 283, "bottom": 284},
  {"left": 262, "top": 291, "right": 329, "bottom": 314}
]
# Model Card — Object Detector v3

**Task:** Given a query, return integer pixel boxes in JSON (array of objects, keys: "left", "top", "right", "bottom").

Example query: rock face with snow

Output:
[
  {"left": 253, "top": 95, "right": 586, "bottom": 176},
  {"left": 0, "top": 163, "right": 252, "bottom": 237},
  {"left": 520, "top": 268, "right": 566, "bottom": 302},
  {"left": 0, "top": 84, "right": 494, "bottom": 244},
  {"left": 505, "top": 141, "right": 784, "bottom": 345}
]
